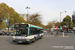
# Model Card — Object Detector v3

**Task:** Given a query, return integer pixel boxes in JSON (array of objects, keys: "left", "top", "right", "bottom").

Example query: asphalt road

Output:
[{"left": 0, "top": 32, "right": 75, "bottom": 50}]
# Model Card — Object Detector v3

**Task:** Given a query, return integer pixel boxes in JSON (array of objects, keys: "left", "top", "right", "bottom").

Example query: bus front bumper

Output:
[{"left": 13, "top": 39, "right": 33, "bottom": 43}]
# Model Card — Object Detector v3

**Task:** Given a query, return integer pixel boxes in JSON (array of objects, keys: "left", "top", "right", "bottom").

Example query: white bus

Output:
[{"left": 13, "top": 23, "right": 44, "bottom": 43}]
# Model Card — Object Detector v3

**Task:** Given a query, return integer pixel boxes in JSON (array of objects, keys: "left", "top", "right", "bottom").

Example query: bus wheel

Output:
[
  {"left": 13, "top": 40, "right": 16, "bottom": 42},
  {"left": 40, "top": 35, "right": 43, "bottom": 39},
  {"left": 32, "top": 37, "right": 36, "bottom": 43}
]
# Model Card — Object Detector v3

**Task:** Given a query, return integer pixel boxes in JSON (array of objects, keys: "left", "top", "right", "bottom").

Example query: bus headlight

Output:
[
  {"left": 13, "top": 36, "right": 15, "bottom": 40},
  {"left": 26, "top": 39, "right": 30, "bottom": 41},
  {"left": 25, "top": 38, "right": 30, "bottom": 41},
  {"left": 13, "top": 36, "right": 16, "bottom": 38}
]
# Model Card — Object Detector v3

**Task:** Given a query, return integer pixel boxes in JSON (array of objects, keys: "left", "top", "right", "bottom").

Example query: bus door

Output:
[{"left": 19, "top": 28, "right": 28, "bottom": 36}]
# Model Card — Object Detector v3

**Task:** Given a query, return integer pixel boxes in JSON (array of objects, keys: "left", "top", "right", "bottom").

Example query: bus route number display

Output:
[
  {"left": 20, "top": 24, "right": 28, "bottom": 27},
  {"left": 15, "top": 24, "right": 28, "bottom": 27}
]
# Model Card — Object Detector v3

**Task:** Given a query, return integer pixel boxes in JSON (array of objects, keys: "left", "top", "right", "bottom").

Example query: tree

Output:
[
  {"left": 0, "top": 3, "right": 27, "bottom": 29},
  {"left": 55, "top": 22, "right": 60, "bottom": 28},
  {"left": 0, "top": 3, "right": 45, "bottom": 29},
  {"left": 61, "top": 15, "right": 73, "bottom": 28},
  {"left": 18, "top": 16, "right": 26, "bottom": 23},
  {"left": 46, "top": 21, "right": 56, "bottom": 28},
  {"left": 46, "top": 22, "right": 52, "bottom": 28},
  {"left": 9, "top": 18, "right": 14, "bottom": 25},
  {"left": 29, "top": 13, "right": 42, "bottom": 26},
  {"left": 28, "top": 13, "right": 46, "bottom": 28},
  {"left": 8, "top": 7, "right": 27, "bottom": 25},
  {"left": 0, "top": 21, "right": 6, "bottom": 29},
  {"left": 0, "top": 3, "right": 9, "bottom": 24},
  {"left": 8, "top": 7, "right": 19, "bottom": 25},
  {"left": 69, "top": 21, "right": 74, "bottom": 29}
]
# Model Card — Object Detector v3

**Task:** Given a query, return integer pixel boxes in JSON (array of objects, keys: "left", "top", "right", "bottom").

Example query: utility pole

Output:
[
  {"left": 60, "top": 11, "right": 66, "bottom": 36},
  {"left": 60, "top": 11, "right": 66, "bottom": 26},
  {"left": 25, "top": 6, "right": 30, "bottom": 23}
]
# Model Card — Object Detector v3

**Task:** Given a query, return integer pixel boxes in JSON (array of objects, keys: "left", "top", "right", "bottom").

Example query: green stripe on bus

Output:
[{"left": 29, "top": 25, "right": 43, "bottom": 29}]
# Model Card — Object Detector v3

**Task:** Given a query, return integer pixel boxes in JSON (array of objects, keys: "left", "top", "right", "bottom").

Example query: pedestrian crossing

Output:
[{"left": 44, "top": 35, "right": 55, "bottom": 37}]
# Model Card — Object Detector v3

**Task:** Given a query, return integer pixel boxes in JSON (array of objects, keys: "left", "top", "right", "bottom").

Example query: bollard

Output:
[{"left": 63, "top": 32, "right": 64, "bottom": 37}]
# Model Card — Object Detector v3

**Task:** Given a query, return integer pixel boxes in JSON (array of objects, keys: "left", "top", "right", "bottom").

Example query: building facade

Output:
[
  {"left": 19, "top": 14, "right": 27, "bottom": 21},
  {"left": 72, "top": 12, "right": 75, "bottom": 24}
]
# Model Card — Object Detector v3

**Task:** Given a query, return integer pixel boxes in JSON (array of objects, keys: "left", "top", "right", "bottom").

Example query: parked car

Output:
[
  {"left": 69, "top": 30, "right": 74, "bottom": 33},
  {"left": 72, "top": 30, "right": 75, "bottom": 33},
  {"left": 8, "top": 32, "right": 14, "bottom": 36},
  {"left": 2, "top": 31, "right": 7, "bottom": 35},
  {"left": 0, "top": 33, "right": 3, "bottom": 35},
  {"left": 0, "top": 30, "right": 3, "bottom": 35},
  {"left": 10, "top": 32, "right": 14, "bottom": 36}
]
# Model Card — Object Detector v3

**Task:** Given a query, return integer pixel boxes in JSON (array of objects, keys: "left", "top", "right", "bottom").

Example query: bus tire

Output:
[
  {"left": 40, "top": 35, "right": 43, "bottom": 39},
  {"left": 13, "top": 40, "right": 16, "bottom": 42},
  {"left": 32, "top": 37, "right": 36, "bottom": 43}
]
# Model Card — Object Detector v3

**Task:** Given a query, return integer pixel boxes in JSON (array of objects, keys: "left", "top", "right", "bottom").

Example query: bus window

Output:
[
  {"left": 40, "top": 29, "right": 43, "bottom": 33},
  {"left": 33, "top": 28, "right": 38, "bottom": 34},
  {"left": 30, "top": 27, "right": 37, "bottom": 35},
  {"left": 20, "top": 28, "right": 28, "bottom": 34},
  {"left": 38, "top": 29, "right": 43, "bottom": 33},
  {"left": 20, "top": 28, "right": 28, "bottom": 36},
  {"left": 15, "top": 28, "right": 28, "bottom": 36},
  {"left": 30, "top": 27, "right": 33, "bottom": 35}
]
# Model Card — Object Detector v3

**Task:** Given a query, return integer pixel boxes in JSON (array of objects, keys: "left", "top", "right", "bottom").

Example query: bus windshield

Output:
[{"left": 14, "top": 28, "right": 28, "bottom": 36}]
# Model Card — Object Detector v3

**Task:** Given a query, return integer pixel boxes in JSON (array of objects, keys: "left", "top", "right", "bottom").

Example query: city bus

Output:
[{"left": 13, "top": 23, "right": 44, "bottom": 43}]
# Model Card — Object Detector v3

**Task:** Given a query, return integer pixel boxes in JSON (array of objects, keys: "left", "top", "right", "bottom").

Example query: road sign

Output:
[
  {"left": 56, "top": 26, "right": 58, "bottom": 28},
  {"left": 60, "top": 26, "right": 62, "bottom": 29}
]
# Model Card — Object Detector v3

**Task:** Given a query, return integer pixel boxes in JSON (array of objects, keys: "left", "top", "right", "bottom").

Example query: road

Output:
[{"left": 0, "top": 32, "right": 75, "bottom": 50}]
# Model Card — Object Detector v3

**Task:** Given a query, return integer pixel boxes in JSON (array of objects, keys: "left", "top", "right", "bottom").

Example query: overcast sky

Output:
[{"left": 0, "top": 0, "right": 75, "bottom": 25}]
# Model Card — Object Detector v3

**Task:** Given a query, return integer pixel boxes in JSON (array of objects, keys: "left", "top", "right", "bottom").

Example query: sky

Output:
[{"left": 0, "top": 0, "right": 75, "bottom": 25}]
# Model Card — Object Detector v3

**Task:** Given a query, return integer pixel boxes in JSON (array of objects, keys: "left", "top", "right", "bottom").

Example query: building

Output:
[
  {"left": 19, "top": 14, "right": 27, "bottom": 21},
  {"left": 72, "top": 11, "right": 75, "bottom": 24}
]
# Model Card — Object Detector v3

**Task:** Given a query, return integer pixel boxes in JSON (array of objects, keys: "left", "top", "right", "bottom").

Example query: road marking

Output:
[
  {"left": 44, "top": 35, "right": 46, "bottom": 37},
  {"left": 44, "top": 35, "right": 55, "bottom": 37}
]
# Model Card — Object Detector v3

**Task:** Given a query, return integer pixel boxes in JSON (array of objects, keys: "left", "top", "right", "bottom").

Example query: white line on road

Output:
[{"left": 44, "top": 35, "right": 55, "bottom": 37}]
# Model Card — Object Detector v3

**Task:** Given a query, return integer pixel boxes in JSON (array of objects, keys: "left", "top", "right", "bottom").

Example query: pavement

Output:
[{"left": 0, "top": 32, "right": 75, "bottom": 50}]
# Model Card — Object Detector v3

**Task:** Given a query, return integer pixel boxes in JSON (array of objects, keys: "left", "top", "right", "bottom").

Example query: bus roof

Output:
[
  {"left": 29, "top": 24, "right": 43, "bottom": 29},
  {"left": 14, "top": 23, "right": 43, "bottom": 29}
]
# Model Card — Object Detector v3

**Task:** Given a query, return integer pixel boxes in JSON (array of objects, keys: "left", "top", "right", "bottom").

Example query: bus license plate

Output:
[{"left": 18, "top": 41, "right": 22, "bottom": 43}]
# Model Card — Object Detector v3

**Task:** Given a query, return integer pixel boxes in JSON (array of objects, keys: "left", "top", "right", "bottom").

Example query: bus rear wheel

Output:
[{"left": 40, "top": 35, "right": 43, "bottom": 39}]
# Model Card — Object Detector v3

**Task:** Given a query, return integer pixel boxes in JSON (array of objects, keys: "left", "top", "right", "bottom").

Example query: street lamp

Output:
[
  {"left": 60, "top": 11, "right": 66, "bottom": 25},
  {"left": 59, "top": 11, "right": 67, "bottom": 36},
  {"left": 25, "top": 6, "right": 30, "bottom": 23}
]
